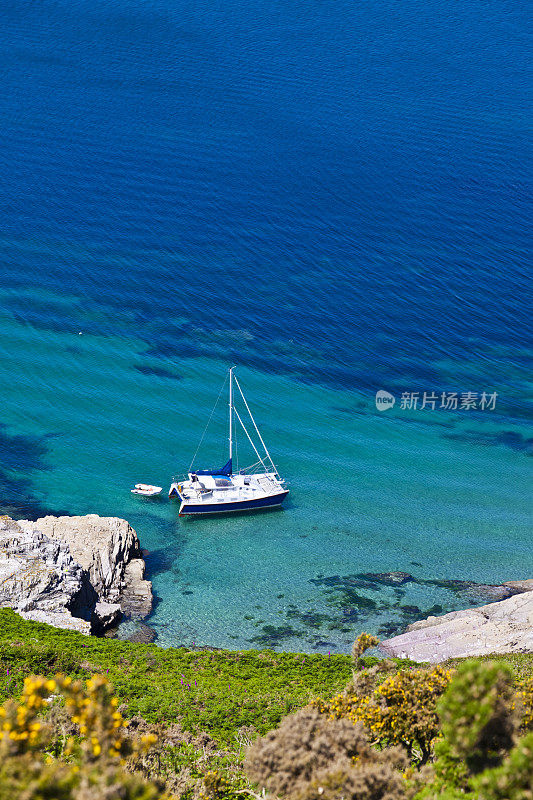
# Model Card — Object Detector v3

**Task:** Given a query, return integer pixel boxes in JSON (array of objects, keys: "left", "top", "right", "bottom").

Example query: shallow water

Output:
[{"left": 0, "top": 0, "right": 530, "bottom": 651}]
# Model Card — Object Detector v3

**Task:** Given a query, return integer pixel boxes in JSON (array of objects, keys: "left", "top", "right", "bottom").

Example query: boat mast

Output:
[{"left": 228, "top": 366, "right": 233, "bottom": 462}]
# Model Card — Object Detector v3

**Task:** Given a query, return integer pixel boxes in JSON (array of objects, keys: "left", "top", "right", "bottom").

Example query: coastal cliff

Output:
[
  {"left": 27, "top": 514, "right": 153, "bottom": 618},
  {"left": 381, "top": 581, "right": 533, "bottom": 662},
  {"left": 0, "top": 514, "right": 152, "bottom": 635}
]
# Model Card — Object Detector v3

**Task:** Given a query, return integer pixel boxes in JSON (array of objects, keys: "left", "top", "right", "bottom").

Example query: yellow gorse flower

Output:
[
  {"left": 0, "top": 671, "right": 158, "bottom": 765},
  {"left": 314, "top": 648, "right": 454, "bottom": 763}
]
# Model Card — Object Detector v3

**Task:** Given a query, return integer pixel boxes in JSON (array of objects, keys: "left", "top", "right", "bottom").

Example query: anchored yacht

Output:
[{"left": 169, "top": 367, "right": 288, "bottom": 516}]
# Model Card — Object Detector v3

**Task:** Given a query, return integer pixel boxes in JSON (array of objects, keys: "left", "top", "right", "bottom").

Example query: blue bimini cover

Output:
[{"left": 195, "top": 458, "right": 233, "bottom": 477}]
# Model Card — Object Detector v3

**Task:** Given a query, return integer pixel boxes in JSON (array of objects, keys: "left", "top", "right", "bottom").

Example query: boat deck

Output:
[{"left": 169, "top": 471, "right": 288, "bottom": 514}]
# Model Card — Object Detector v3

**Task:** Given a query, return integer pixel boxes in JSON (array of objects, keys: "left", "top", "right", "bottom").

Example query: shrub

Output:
[
  {"left": 352, "top": 633, "right": 380, "bottom": 672},
  {"left": 201, "top": 768, "right": 248, "bottom": 800},
  {"left": 244, "top": 706, "right": 407, "bottom": 800},
  {"left": 413, "top": 661, "right": 522, "bottom": 798},
  {"left": 516, "top": 675, "right": 533, "bottom": 732},
  {"left": 472, "top": 731, "right": 533, "bottom": 800},
  {"left": 0, "top": 673, "right": 167, "bottom": 800},
  {"left": 318, "top": 665, "right": 452, "bottom": 764},
  {"left": 436, "top": 660, "right": 517, "bottom": 776}
]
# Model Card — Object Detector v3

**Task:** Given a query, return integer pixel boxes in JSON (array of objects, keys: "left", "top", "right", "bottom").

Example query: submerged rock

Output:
[
  {"left": 359, "top": 571, "right": 415, "bottom": 586},
  {"left": 503, "top": 579, "right": 533, "bottom": 593},
  {"left": 126, "top": 622, "right": 157, "bottom": 644},
  {"left": 381, "top": 584, "right": 533, "bottom": 662},
  {"left": 421, "top": 577, "right": 519, "bottom": 601}
]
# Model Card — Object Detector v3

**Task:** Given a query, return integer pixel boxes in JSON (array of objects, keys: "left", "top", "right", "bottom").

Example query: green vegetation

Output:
[
  {"left": 0, "top": 672, "right": 165, "bottom": 799},
  {"left": 446, "top": 651, "right": 533, "bottom": 681},
  {"left": 1, "top": 612, "right": 533, "bottom": 799},
  {"left": 251, "top": 644, "right": 533, "bottom": 800},
  {"left": 0, "top": 609, "right": 352, "bottom": 745},
  {"left": 316, "top": 663, "right": 453, "bottom": 765}
]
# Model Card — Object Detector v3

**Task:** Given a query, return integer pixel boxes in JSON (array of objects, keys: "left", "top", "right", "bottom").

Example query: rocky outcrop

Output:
[
  {"left": 120, "top": 559, "right": 153, "bottom": 618},
  {"left": 0, "top": 516, "right": 94, "bottom": 634},
  {"left": 93, "top": 601, "right": 122, "bottom": 632},
  {"left": 0, "top": 514, "right": 152, "bottom": 636},
  {"left": 27, "top": 515, "right": 152, "bottom": 616},
  {"left": 17, "top": 609, "right": 92, "bottom": 634},
  {"left": 381, "top": 585, "right": 533, "bottom": 663}
]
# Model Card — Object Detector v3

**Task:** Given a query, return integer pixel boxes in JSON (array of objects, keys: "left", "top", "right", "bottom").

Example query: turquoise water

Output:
[
  {"left": 0, "top": 298, "right": 530, "bottom": 650},
  {"left": 0, "top": 0, "right": 531, "bottom": 651}
]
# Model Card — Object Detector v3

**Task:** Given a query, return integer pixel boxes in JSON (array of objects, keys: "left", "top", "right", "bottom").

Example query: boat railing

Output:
[{"left": 238, "top": 460, "right": 281, "bottom": 477}]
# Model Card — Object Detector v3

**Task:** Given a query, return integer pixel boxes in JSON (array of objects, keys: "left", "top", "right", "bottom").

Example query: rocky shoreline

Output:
[
  {"left": 381, "top": 579, "right": 533, "bottom": 662},
  {"left": 1, "top": 514, "right": 530, "bottom": 659},
  {"left": 0, "top": 514, "right": 152, "bottom": 635}
]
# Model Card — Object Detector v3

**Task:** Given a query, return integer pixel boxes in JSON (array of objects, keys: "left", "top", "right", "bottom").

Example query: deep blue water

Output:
[{"left": 0, "top": 0, "right": 531, "bottom": 651}]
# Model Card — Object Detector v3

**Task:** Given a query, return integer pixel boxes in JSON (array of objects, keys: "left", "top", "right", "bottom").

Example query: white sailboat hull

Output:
[
  {"left": 169, "top": 472, "right": 288, "bottom": 516},
  {"left": 169, "top": 367, "right": 288, "bottom": 518}
]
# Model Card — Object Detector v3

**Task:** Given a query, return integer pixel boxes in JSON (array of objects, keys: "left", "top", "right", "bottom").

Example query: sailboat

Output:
[{"left": 169, "top": 367, "right": 289, "bottom": 516}]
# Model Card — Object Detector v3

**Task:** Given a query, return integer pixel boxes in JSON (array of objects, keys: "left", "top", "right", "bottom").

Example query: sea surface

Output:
[{"left": 0, "top": 0, "right": 531, "bottom": 651}]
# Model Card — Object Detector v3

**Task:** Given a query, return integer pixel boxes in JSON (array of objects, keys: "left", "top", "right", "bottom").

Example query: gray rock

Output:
[
  {"left": 381, "top": 589, "right": 533, "bottom": 663},
  {"left": 27, "top": 515, "right": 153, "bottom": 619},
  {"left": 120, "top": 559, "right": 153, "bottom": 618},
  {"left": 93, "top": 601, "right": 122, "bottom": 631},
  {"left": 19, "top": 609, "right": 92, "bottom": 635},
  {"left": 28, "top": 515, "right": 142, "bottom": 602},
  {"left": 0, "top": 514, "right": 152, "bottom": 636},
  {"left": 0, "top": 516, "right": 96, "bottom": 634}
]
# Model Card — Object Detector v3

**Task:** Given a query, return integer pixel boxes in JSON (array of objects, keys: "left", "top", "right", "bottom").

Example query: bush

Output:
[
  {"left": 516, "top": 675, "right": 533, "bottom": 732},
  {"left": 436, "top": 660, "right": 517, "bottom": 775},
  {"left": 0, "top": 673, "right": 166, "bottom": 800},
  {"left": 318, "top": 664, "right": 452, "bottom": 764},
  {"left": 414, "top": 661, "right": 526, "bottom": 799},
  {"left": 244, "top": 706, "right": 407, "bottom": 800},
  {"left": 351, "top": 633, "right": 380, "bottom": 672},
  {"left": 472, "top": 731, "right": 533, "bottom": 800}
]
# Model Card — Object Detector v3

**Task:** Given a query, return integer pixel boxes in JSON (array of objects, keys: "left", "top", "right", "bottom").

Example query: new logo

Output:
[{"left": 375, "top": 390, "right": 395, "bottom": 411}]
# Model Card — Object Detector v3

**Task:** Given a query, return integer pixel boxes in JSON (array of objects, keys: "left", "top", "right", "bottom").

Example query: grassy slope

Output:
[
  {"left": 2, "top": 609, "right": 531, "bottom": 741},
  {"left": 1, "top": 609, "right": 532, "bottom": 795},
  {"left": 0, "top": 609, "right": 353, "bottom": 744},
  {"left": 445, "top": 652, "right": 533, "bottom": 681}
]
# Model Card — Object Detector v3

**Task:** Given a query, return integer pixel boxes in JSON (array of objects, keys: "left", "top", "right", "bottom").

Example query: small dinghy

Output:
[{"left": 131, "top": 484, "right": 163, "bottom": 497}]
